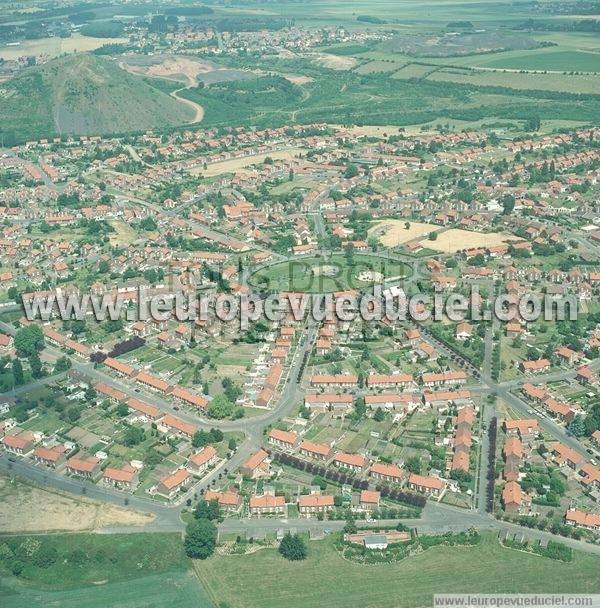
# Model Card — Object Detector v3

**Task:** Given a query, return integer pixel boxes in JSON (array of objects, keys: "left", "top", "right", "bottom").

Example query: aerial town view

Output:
[{"left": 0, "top": 1, "right": 599, "bottom": 607}]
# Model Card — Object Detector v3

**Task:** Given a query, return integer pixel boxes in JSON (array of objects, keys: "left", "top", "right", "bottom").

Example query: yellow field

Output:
[
  {"left": 191, "top": 148, "right": 306, "bottom": 177},
  {"left": 421, "top": 228, "right": 521, "bottom": 253},
  {"left": 0, "top": 34, "right": 128, "bottom": 60},
  {"left": 0, "top": 472, "right": 153, "bottom": 532},
  {"left": 369, "top": 220, "right": 438, "bottom": 247},
  {"left": 311, "top": 53, "right": 358, "bottom": 70}
]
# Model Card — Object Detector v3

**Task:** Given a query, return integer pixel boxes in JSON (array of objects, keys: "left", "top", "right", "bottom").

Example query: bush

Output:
[{"left": 278, "top": 533, "right": 307, "bottom": 561}]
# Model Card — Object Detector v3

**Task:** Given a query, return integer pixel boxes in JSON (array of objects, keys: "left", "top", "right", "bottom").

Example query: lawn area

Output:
[
  {"left": 194, "top": 533, "right": 600, "bottom": 608},
  {"left": 2, "top": 571, "right": 211, "bottom": 608}
]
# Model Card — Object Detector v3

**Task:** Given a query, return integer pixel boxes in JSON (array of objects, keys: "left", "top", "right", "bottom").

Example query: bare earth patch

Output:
[
  {"left": 191, "top": 148, "right": 306, "bottom": 177},
  {"left": 0, "top": 473, "right": 154, "bottom": 533},
  {"left": 369, "top": 220, "right": 438, "bottom": 247},
  {"left": 283, "top": 74, "right": 314, "bottom": 85},
  {"left": 311, "top": 53, "right": 358, "bottom": 70},
  {"left": 420, "top": 228, "right": 521, "bottom": 253}
]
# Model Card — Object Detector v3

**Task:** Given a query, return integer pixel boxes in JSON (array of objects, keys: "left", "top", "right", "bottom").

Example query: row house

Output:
[
  {"left": 333, "top": 451, "right": 366, "bottom": 473},
  {"left": 103, "top": 465, "right": 139, "bottom": 490},
  {"left": 187, "top": 446, "right": 218, "bottom": 475},
  {"left": 268, "top": 428, "right": 298, "bottom": 451},
  {"left": 370, "top": 462, "right": 405, "bottom": 484},
  {"left": 156, "top": 468, "right": 191, "bottom": 499},
  {"left": 407, "top": 473, "right": 445, "bottom": 497}
]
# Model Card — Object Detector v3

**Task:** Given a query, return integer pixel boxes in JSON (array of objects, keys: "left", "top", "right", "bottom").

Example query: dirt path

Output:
[
  {"left": 171, "top": 82, "right": 204, "bottom": 124},
  {"left": 119, "top": 61, "right": 204, "bottom": 124}
]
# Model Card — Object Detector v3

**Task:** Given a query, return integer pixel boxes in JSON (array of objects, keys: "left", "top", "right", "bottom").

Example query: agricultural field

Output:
[
  {"left": 427, "top": 69, "right": 600, "bottom": 95},
  {"left": 195, "top": 534, "right": 600, "bottom": 608},
  {"left": 0, "top": 34, "right": 128, "bottom": 61},
  {"left": 392, "top": 63, "right": 437, "bottom": 80}
]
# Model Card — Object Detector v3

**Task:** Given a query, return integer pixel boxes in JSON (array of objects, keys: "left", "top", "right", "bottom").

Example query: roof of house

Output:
[
  {"left": 565, "top": 509, "right": 600, "bottom": 527},
  {"left": 360, "top": 490, "right": 380, "bottom": 504},
  {"left": 159, "top": 468, "right": 190, "bottom": 490},
  {"left": 104, "top": 466, "right": 137, "bottom": 483},
  {"left": 334, "top": 451, "right": 366, "bottom": 468},
  {"left": 243, "top": 449, "right": 269, "bottom": 471},
  {"left": 189, "top": 446, "right": 217, "bottom": 468},
  {"left": 408, "top": 473, "right": 444, "bottom": 490},
  {"left": 298, "top": 494, "right": 335, "bottom": 507},
  {"left": 249, "top": 494, "right": 285, "bottom": 509},
  {"left": 299, "top": 439, "right": 331, "bottom": 457},
  {"left": 268, "top": 428, "right": 298, "bottom": 445},
  {"left": 370, "top": 461, "right": 405, "bottom": 479},
  {"left": 502, "top": 481, "right": 522, "bottom": 506}
]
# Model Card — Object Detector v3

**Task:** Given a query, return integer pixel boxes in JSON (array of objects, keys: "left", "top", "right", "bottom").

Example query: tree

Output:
[
  {"left": 353, "top": 398, "right": 366, "bottom": 420},
  {"left": 28, "top": 352, "right": 43, "bottom": 379},
  {"left": 184, "top": 518, "right": 217, "bottom": 559},
  {"left": 192, "top": 430, "right": 209, "bottom": 448},
  {"left": 524, "top": 116, "right": 541, "bottom": 132},
  {"left": 14, "top": 325, "right": 44, "bottom": 357},
  {"left": 568, "top": 415, "right": 586, "bottom": 438},
  {"left": 194, "top": 499, "right": 220, "bottom": 521},
  {"left": 502, "top": 194, "right": 515, "bottom": 215},
  {"left": 344, "top": 163, "right": 358, "bottom": 179},
  {"left": 405, "top": 456, "right": 421, "bottom": 474},
  {"left": 343, "top": 513, "right": 357, "bottom": 534},
  {"left": 228, "top": 437, "right": 237, "bottom": 451},
  {"left": 278, "top": 532, "right": 307, "bottom": 561},
  {"left": 116, "top": 402, "right": 129, "bottom": 417},
  {"left": 123, "top": 425, "right": 145, "bottom": 446},
  {"left": 54, "top": 356, "right": 71, "bottom": 373},
  {"left": 12, "top": 358, "right": 23, "bottom": 385},
  {"left": 208, "top": 394, "right": 234, "bottom": 419},
  {"left": 428, "top": 232, "right": 438, "bottom": 241},
  {"left": 373, "top": 407, "right": 385, "bottom": 422}
]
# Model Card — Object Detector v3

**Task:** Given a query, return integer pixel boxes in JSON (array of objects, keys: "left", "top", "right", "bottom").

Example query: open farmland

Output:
[
  {"left": 421, "top": 229, "right": 522, "bottom": 253},
  {"left": 0, "top": 34, "right": 127, "bottom": 61},
  {"left": 355, "top": 60, "right": 403, "bottom": 74},
  {"left": 194, "top": 534, "right": 600, "bottom": 608},
  {"left": 427, "top": 68, "right": 600, "bottom": 95},
  {"left": 392, "top": 63, "right": 437, "bottom": 79}
]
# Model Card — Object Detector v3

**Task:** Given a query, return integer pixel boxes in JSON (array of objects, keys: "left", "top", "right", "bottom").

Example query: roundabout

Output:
[{"left": 247, "top": 252, "right": 414, "bottom": 294}]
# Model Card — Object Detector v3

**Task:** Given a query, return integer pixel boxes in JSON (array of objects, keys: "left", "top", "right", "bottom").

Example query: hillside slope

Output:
[{"left": 0, "top": 54, "right": 196, "bottom": 143}]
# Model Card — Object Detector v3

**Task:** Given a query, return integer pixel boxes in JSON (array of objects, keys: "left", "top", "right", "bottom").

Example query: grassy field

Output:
[
  {"left": 195, "top": 533, "right": 600, "bottom": 608},
  {"left": 427, "top": 68, "right": 600, "bottom": 95},
  {"left": 0, "top": 533, "right": 192, "bottom": 588},
  {"left": 2, "top": 571, "right": 211, "bottom": 608}
]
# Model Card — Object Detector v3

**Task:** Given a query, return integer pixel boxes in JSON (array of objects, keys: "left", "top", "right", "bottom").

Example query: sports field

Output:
[{"left": 194, "top": 534, "right": 600, "bottom": 608}]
